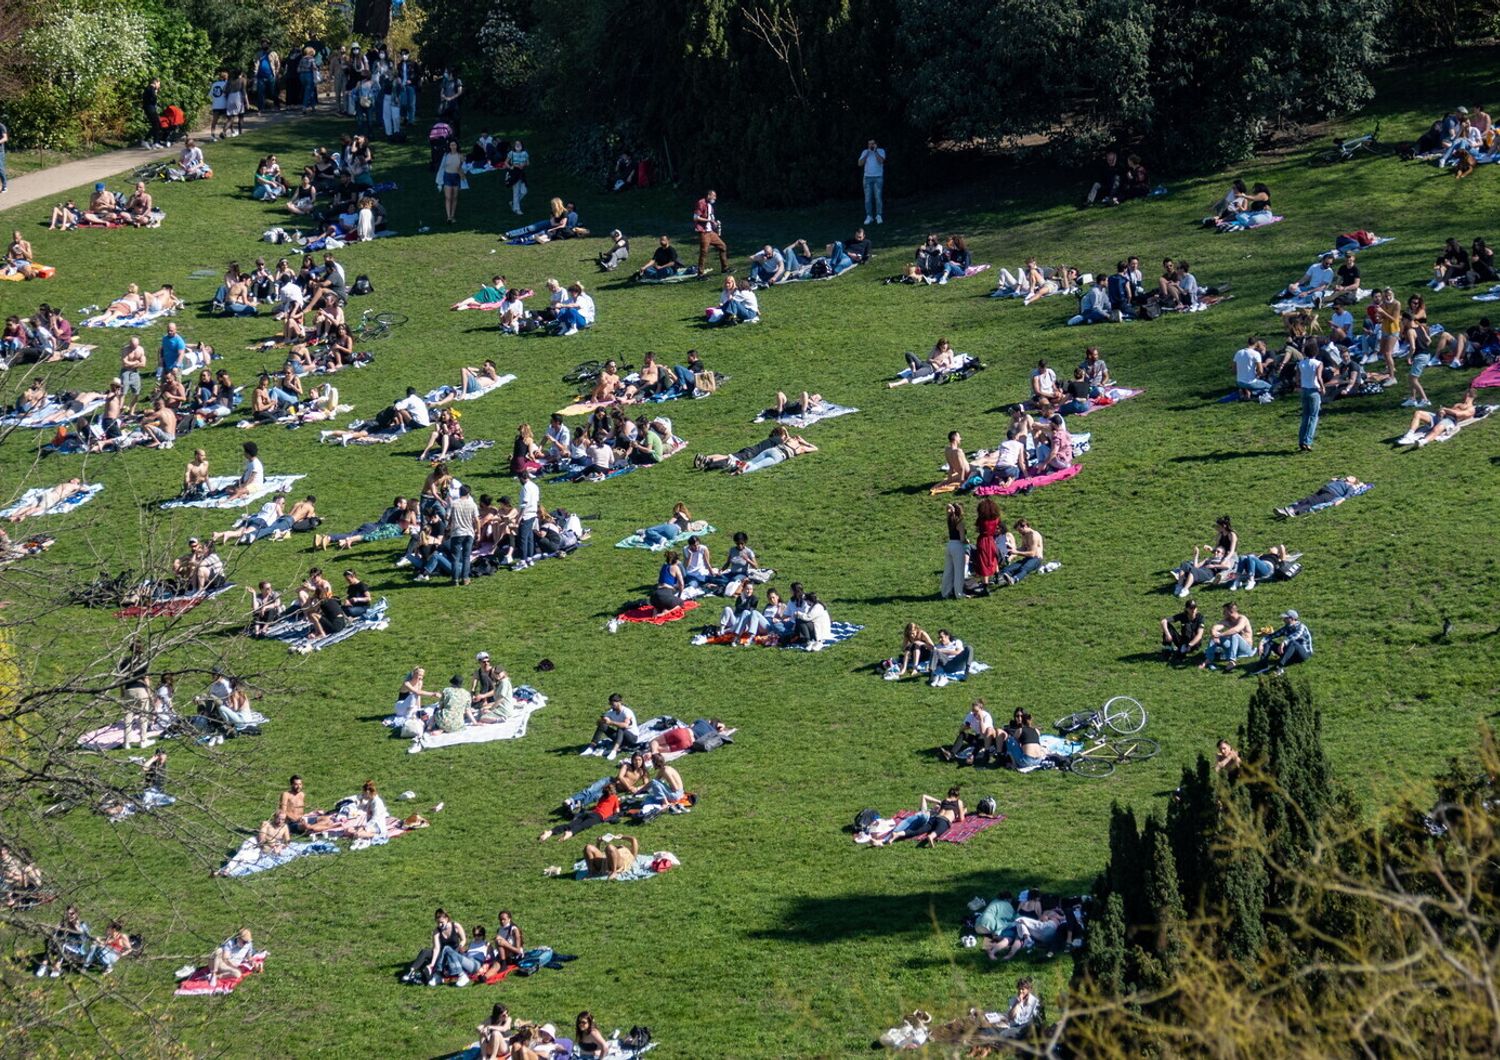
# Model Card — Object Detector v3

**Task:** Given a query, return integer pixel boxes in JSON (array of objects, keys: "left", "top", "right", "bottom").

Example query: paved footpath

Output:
[{"left": 1, "top": 107, "right": 313, "bottom": 211}]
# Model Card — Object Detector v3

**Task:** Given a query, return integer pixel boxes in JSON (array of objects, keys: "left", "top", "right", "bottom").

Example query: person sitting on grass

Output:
[
  {"left": 582, "top": 694, "right": 636, "bottom": 759},
  {"left": 1200, "top": 601, "right": 1254, "bottom": 670},
  {"left": 872, "top": 787, "right": 966, "bottom": 846},
  {"left": 1171, "top": 543, "right": 1232, "bottom": 597},
  {"left": 1273, "top": 475, "right": 1366, "bottom": 519},
  {"left": 713, "top": 275, "right": 760, "bottom": 324},
  {"left": 749, "top": 244, "right": 787, "bottom": 286},
  {"left": 581, "top": 834, "right": 640, "bottom": 880},
  {"left": 551, "top": 282, "right": 595, "bottom": 336},
  {"left": 891, "top": 622, "right": 936, "bottom": 679},
  {"left": 410, "top": 908, "right": 475, "bottom": 987},
  {"left": 635, "top": 235, "right": 689, "bottom": 281},
  {"left": 1255, "top": 609, "right": 1313, "bottom": 674},
  {"left": 1398, "top": 386, "right": 1479, "bottom": 445},
  {"left": 206, "top": 928, "right": 255, "bottom": 990},
  {"left": 596, "top": 230, "right": 629, "bottom": 272},
  {"left": 1160, "top": 597, "right": 1204, "bottom": 662},
  {"left": 927, "top": 629, "right": 972, "bottom": 687},
  {"left": 1067, "top": 273, "right": 1114, "bottom": 326},
  {"left": 539, "top": 781, "right": 621, "bottom": 842},
  {"left": 716, "top": 578, "right": 760, "bottom": 640},
  {"left": 996, "top": 518, "right": 1043, "bottom": 586},
  {"left": 938, "top": 697, "right": 997, "bottom": 764},
  {"left": 889, "top": 338, "right": 959, "bottom": 388}
]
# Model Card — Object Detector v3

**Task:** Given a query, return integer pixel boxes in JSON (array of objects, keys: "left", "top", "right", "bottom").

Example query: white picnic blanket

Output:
[
  {"left": 753, "top": 402, "right": 859, "bottom": 428},
  {"left": 159, "top": 474, "right": 304, "bottom": 510},
  {"left": 407, "top": 690, "right": 548, "bottom": 753},
  {"left": 0, "top": 396, "right": 106, "bottom": 429},
  {"left": 423, "top": 373, "right": 516, "bottom": 405},
  {"left": 0, "top": 482, "right": 103, "bottom": 519}
]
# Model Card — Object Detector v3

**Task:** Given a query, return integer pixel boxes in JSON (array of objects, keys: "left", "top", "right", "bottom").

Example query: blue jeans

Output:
[
  {"left": 1006, "top": 736, "right": 1045, "bottom": 769},
  {"left": 1236, "top": 556, "right": 1273, "bottom": 581},
  {"left": 723, "top": 300, "right": 758, "bottom": 323},
  {"left": 890, "top": 812, "right": 931, "bottom": 839},
  {"left": 826, "top": 242, "right": 855, "bottom": 273},
  {"left": 436, "top": 946, "right": 478, "bottom": 978},
  {"left": 751, "top": 263, "right": 779, "bottom": 285},
  {"left": 243, "top": 515, "right": 293, "bottom": 543},
  {"left": 863, "top": 175, "right": 884, "bottom": 218},
  {"left": 269, "top": 387, "right": 299, "bottom": 408},
  {"left": 1241, "top": 378, "right": 1271, "bottom": 394},
  {"left": 569, "top": 776, "right": 611, "bottom": 807},
  {"left": 1060, "top": 399, "right": 1090, "bottom": 416},
  {"left": 256, "top": 76, "right": 275, "bottom": 110},
  {"left": 401, "top": 85, "right": 416, "bottom": 121},
  {"left": 1299, "top": 388, "right": 1321, "bottom": 448},
  {"left": 641, "top": 523, "right": 680, "bottom": 546},
  {"left": 448, "top": 534, "right": 474, "bottom": 582},
  {"left": 422, "top": 550, "right": 453, "bottom": 576},
  {"left": 517, "top": 516, "right": 537, "bottom": 561},
  {"left": 556, "top": 308, "right": 589, "bottom": 330},
  {"left": 1001, "top": 556, "right": 1041, "bottom": 583},
  {"left": 300, "top": 71, "right": 317, "bottom": 109},
  {"left": 1206, "top": 634, "right": 1252, "bottom": 664},
  {"left": 743, "top": 446, "right": 789, "bottom": 472},
  {"left": 0, "top": 149, "right": 8, "bottom": 192},
  {"left": 735, "top": 610, "right": 770, "bottom": 636},
  {"left": 645, "top": 778, "right": 684, "bottom": 803}
]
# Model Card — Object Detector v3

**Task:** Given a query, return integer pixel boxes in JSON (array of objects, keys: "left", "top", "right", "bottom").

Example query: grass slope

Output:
[{"left": 3, "top": 60, "right": 1499, "bottom": 1057}]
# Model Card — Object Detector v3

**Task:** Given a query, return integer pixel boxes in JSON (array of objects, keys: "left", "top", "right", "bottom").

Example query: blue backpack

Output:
[{"left": 514, "top": 946, "right": 554, "bottom": 976}]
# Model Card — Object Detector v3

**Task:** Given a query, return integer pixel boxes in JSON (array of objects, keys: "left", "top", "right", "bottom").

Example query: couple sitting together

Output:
[
  {"left": 710, "top": 581, "right": 831, "bottom": 647},
  {"left": 939, "top": 700, "right": 1051, "bottom": 771},
  {"left": 887, "top": 624, "right": 974, "bottom": 686},
  {"left": 745, "top": 230, "right": 870, "bottom": 286}
]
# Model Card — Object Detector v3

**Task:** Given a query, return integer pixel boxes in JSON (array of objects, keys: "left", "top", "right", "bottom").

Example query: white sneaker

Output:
[
  {"left": 1175, "top": 584, "right": 1188, "bottom": 598},
  {"left": 561, "top": 326, "right": 578, "bottom": 336},
  {"left": 34, "top": 963, "right": 47, "bottom": 977},
  {"left": 1243, "top": 576, "right": 1256, "bottom": 591},
  {"left": 454, "top": 974, "right": 470, "bottom": 987},
  {"left": 1397, "top": 431, "right": 1419, "bottom": 445},
  {"left": 426, "top": 975, "right": 438, "bottom": 987},
  {"left": 606, "top": 749, "right": 618, "bottom": 761},
  {"left": 1433, "top": 280, "right": 1446, "bottom": 292},
  {"left": 1416, "top": 399, "right": 1431, "bottom": 407},
  {"left": 1229, "top": 580, "right": 1240, "bottom": 591},
  {"left": 875, "top": 215, "right": 883, "bottom": 224},
  {"left": 1400, "top": 397, "right": 1418, "bottom": 407},
  {"left": 863, "top": 215, "right": 873, "bottom": 224}
]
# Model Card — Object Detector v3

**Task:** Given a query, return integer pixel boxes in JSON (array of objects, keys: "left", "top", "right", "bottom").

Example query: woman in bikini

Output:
[
  {"left": 581, "top": 834, "right": 640, "bottom": 880},
  {"left": 419, "top": 408, "right": 464, "bottom": 461}
]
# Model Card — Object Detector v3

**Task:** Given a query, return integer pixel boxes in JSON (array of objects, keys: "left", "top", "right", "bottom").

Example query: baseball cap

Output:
[
  {"left": 1281, "top": 609, "right": 1299, "bottom": 621},
  {"left": 1457, "top": 105, "right": 1470, "bottom": 114},
  {"left": 476, "top": 651, "right": 490, "bottom": 661},
  {"left": 94, "top": 182, "right": 106, "bottom": 191}
]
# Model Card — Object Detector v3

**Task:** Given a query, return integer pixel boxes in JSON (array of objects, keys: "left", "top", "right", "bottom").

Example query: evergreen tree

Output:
[
  {"left": 1214, "top": 781, "right": 1268, "bottom": 963},
  {"left": 1082, "top": 891, "right": 1127, "bottom": 997},
  {"left": 1141, "top": 817, "right": 1187, "bottom": 979},
  {"left": 1106, "top": 801, "right": 1147, "bottom": 926},
  {"left": 1165, "top": 755, "right": 1218, "bottom": 914},
  {"left": 1243, "top": 676, "right": 1334, "bottom": 897}
]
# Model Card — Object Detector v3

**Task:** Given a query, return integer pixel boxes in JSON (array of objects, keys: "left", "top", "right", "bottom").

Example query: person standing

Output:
[
  {"left": 208, "top": 68, "right": 228, "bottom": 140},
  {"left": 505, "top": 140, "right": 529, "bottom": 215},
  {"left": 297, "top": 47, "right": 318, "bottom": 112},
  {"left": 514, "top": 469, "right": 540, "bottom": 569},
  {"left": 158, "top": 322, "right": 186, "bottom": 377},
  {"left": 0, "top": 118, "right": 8, "bottom": 194},
  {"left": 396, "top": 49, "right": 418, "bottom": 122},
  {"left": 255, "top": 41, "right": 279, "bottom": 111},
  {"left": 440, "top": 139, "right": 463, "bottom": 223},
  {"left": 438, "top": 68, "right": 464, "bottom": 136},
  {"left": 225, "top": 69, "right": 247, "bottom": 137},
  {"left": 859, "top": 139, "right": 886, "bottom": 224},
  {"left": 1296, "top": 352, "right": 1324, "bottom": 452},
  {"left": 446, "top": 484, "right": 478, "bottom": 586},
  {"left": 141, "top": 77, "right": 162, "bottom": 149},
  {"left": 693, "top": 190, "right": 729, "bottom": 276},
  {"left": 941, "top": 502, "right": 967, "bottom": 599}
]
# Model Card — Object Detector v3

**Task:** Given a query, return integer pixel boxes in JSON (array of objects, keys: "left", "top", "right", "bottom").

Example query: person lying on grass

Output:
[
  {"left": 889, "top": 337, "right": 958, "bottom": 388},
  {"left": 987, "top": 911, "right": 1067, "bottom": 961},
  {"left": 1170, "top": 515, "right": 1238, "bottom": 597},
  {"left": 761, "top": 390, "right": 825, "bottom": 421},
  {"left": 1398, "top": 386, "right": 1479, "bottom": 445},
  {"left": 1273, "top": 475, "right": 1367, "bottom": 519},
  {"left": 630, "top": 501, "right": 700, "bottom": 548},
  {"left": 580, "top": 834, "right": 640, "bottom": 880},
  {"left": 871, "top": 787, "right": 966, "bottom": 846},
  {"left": 692, "top": 425, "right": 817, "bottom": 474},
  {"left": 540, "top": 781, "right": 621, "bottom": 842},
  {"left": 1230, "top": 543, "right": 1292, "bottom": 591},
  {"left": 5, "top": 478, "right": 87, "bottom": 524}
]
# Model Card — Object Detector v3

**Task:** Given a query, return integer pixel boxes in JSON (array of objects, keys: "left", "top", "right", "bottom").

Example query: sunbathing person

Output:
[
  {"left": 761, "top": 391, "right": 824, "bottom": 421},
  {"left": 937, "top": 431, "right": 971, "bottom": 491},
  {"left": 256, "top": 811, "right": 292, "bottom": 856},
  {"left": 889, "top": 338, "right": 958, "bottom": 388},
  {"left": 7, "top": 478, "right": 87, "bottom": 523},
  {"left": 693, "top": 425, "right": 815, "bottom": 473},
  {"left": 872, "top": 787, "right": 966, "bottom": 846},
  {"left": 996, "top": 519, "right": 1043, "bottom": 585},
  {"left": 48, "top": 199, "right": 81, "bottom": 230},
  {"left": 1274, "top": 475, "right": 1367, "bottom": 519},
  {"left": 580, "top": 834, "right": 640, "bottom": 879},
  {"left": 1397, "top": 386, "right": 1478, "bottom": 445},
  {"left": 539, "top": 781, "right": 621, "bottom": 841},
  {"left": 1231, "top": 544, "right": 1292, "bottom": 591},
  {"left": 212, "top": 493, "right": 288, "bottom": 545}
]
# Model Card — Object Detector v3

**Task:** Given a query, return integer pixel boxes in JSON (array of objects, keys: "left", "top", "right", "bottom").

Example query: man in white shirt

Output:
[
  {"left": 226, "top": 441, "right": 264, "bottom": 500},
  {"left": 274, "top": 277, "right": 304, "bottom": 319},
  {"left": 1233, "top": 339, "right": 1271, "bottom": 399},
  {"left": 929, "top": 630, "right": 968, "bottom": 687},
  {"left": 1287, "top": 253, "right": 1336, "bottom": 298},
  {"left": 514, "top": 469, "right": 540, "bottom": 568},
  {"left": 858, "top": 139, "right": 886, "bottom": 224},
  {"left": 208, "top": 69, "right": 228, "bottom": 140},
  {"left": 997, "top": 977, "right": 1040, "bottom": 1037},
  {"left": 586, "top": 693, "right": 636, "bottom": 759},
  {"left": 941, "top": 698, "right": 996, "bottom": 762},
  {"left": 545, "top": 414, "right": 571, "bottom": 461},
  {"left": 749, "top": 244, "right": 786, "bottom": 286},
  {"left": 994, "top": 429, "right": 1027, "bottom": 482},
  {"left": 393, "top": 387, "right": 431, "bottom": 429}
]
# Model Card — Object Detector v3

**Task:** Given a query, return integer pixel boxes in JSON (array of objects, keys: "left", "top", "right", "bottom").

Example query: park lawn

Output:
[{"left": 2, "top": 56, "right": 1499, "bottom": 1058}]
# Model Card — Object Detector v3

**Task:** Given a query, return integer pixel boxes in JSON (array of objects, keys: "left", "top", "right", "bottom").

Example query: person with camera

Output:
[
  {"left": 693, "top": 190, "right": 729, "bottom": 276},
  {"left": 859, "top": 139, "right": 886, "bottom": 223}
]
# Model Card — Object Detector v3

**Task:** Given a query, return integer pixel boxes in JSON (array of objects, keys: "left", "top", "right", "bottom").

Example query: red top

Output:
[
  {"left": 660, "top": 726, "right": 693, "bottom": 752},
  {"left": 595, "top": 793, "right": 620, "bottom": 818},
  {"left": 693, "top": 198, "right": 715, "bottom": 233}
]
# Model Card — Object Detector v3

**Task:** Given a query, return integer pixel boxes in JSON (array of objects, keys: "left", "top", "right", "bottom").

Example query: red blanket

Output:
[
  {"left": 974, "top": 464, "right": 1081, "bottom": 497},
  {"left": 174, "top": 955, "right": 264, "bottom": 995},
  {"left": 891, "top": 811, "right": 1005, "bottom": 844},
  {"left": 1474, "top": 363, "right": 1500, "bottom": 389},
  {"left": 114, "top": 596, "right": 209, "bottom": 619},
  {"left": 617, "top": 600, "right": 699, "bottom": 625}
]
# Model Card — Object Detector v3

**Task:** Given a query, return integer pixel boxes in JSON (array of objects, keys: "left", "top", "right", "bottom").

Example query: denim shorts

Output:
[{"left": 1410, "top": 352, "right": 1434, "bottom": 377}]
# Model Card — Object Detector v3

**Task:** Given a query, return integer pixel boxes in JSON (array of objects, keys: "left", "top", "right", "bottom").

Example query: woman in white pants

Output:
[{"left": 941, "top": 503, "right": 968, "bottom": 599}]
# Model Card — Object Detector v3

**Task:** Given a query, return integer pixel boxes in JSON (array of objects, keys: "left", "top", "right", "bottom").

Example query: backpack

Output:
[
  {"left": 809, "top": 259, "right": 833, "bottom": 279},
  {"left": 691, "top": 730, "right": 725, "bottom": 753},
  {"left": 854, "top": 808, "right": 880, "bottom": 833},
  {"left": 1275, "top": 558, "right": 1303, "bottom": 580},
  {"left": 977, "top": 796, "right": 997, "bottom": 817},
  {"left": 350, "top": 275, "right": 373, "bottom": 296},
  {"left": 621, "top": 1026, "right": 653, "bottom": 1050},
  {"left": 1138, "top": 298, "right": 1163, "bottom": 321},
  {"left": 514, "top": 946, "right": 554, "bottom": 975}
]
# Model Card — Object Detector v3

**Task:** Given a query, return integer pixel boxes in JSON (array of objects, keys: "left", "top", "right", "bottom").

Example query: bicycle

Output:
[
  {"left": 1311, "top": 122, "right": 1380, "bottom": 166},
  {"left": 131, "top": 159, "right": 174, "bottom": 183},
  {"left": 1054, "top": 696, "right": 1156, "bottom": 778},
  {"left": 352, "top": 310, "right": 408, "bottom": 341}
]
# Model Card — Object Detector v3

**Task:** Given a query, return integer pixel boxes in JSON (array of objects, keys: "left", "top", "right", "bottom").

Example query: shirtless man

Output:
[
  {"left": 183, "top": 449, "right": 210, "bottom": 498},
  {"left": 280, "top": 495, "right": 318, "bottom": 541},
  {"left": 7, "top": 478, "right": 85, "bottom": 523},
  {"left": 278, "top": 775, "right": 308, "bottom": 835},
  {"left": 256, "top": 811, "right": 291, "bottom": 855},
  {"left": 938, "top": 430, "right": 971, "bottom": 490},
  {"left": 588, "top": 360, "right": 632, "bottom": 405},
  {"left": 125, "top": 182, "right": 154, "bottom": 226},
  {"left": 90, "top": 383, "right": 125, "bottom": 451},
  {"left": 647, "top": 753, "right": 684, "bottom": 806},
  {"left": 582, "top": 834, "right": 639, "bottom": 879},
  {"left": 1398, "top": 386, "right": 1479, "bottom": 446},
  {"left": 140, "top": 398, "right": 178, "bottom": 448},
  {"left": 764, "top": 390, "right": 823, "bottom": 420},
  {"left": 120, "top": 338, "right": 147, "bottom": 413},
  {"left": 1201, "top": 601, "right": 1254, "bottom": 670}
]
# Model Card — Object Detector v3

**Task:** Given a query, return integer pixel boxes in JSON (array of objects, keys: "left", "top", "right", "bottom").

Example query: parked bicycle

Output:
[
  {"left": 1311, "top": 122, "right": 1381, "bottom": 166},
  {"left": 352, "top": 309, "right": 408, "bottom": 341},
  {"left": 1054, "top": 696, "right": 1157, "bottom": 778}
]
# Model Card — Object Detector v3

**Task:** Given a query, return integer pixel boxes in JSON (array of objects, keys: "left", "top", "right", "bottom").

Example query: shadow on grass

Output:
[
  {"left": 746, "top": 869, "right": 1084, "bottom": 945},
  {"left": 1169, "top": 448, "right": 1286, "bottom": 464}
]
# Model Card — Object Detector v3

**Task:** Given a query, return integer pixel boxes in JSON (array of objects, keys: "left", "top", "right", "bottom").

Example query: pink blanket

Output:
[
  {"left": 975, "top": 464, "right": 1081, "bottom": 497},
  {"left": 891, "top": 811, "right": 1006, "bottom": 844},
  {"left": 1474, "top": 364, "right": 1500, "bottom": 389},
  {"left": 174, "top": 955, "right": 265, "bottom": 995}
]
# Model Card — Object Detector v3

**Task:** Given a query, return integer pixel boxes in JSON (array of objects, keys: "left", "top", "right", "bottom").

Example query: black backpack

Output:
[
  {"left": 350, "top": 274, "right": 373, "bottom": 296},
  {"left": 977, "top": 796, "right": 997, "bottom": 816},
  {"left": 621, "top": 1026, "right": 652, "bottom": 1050},
  {"left": 1139, "top": 298, "right": 1163, "bottom": 321},
  {"left": 1275, "top": 558, "right": 1303, "bottom": 580},
  {"left": 854, "top": 808, "right": 880, "bottom": 832}
]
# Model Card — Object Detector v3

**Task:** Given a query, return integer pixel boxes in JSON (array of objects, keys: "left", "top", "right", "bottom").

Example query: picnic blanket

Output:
[
  {"left": 635, "top": 268, "right": 701, "bottom": 284},
  {"left": 573, "top": 851, "right": 679, "bottom": 882},
  {"left": 218, "top": 837, "right": 338, "bottom": 878},
  {"left": 1060, "top": 386, "right": 1144, "bottom": 415},
  {"left": 1475, "top": 363, "right": 1500, "bottom": 388},
  {"left": 0, "top": 482, "right": 103, "bottom": 519},
  {"left": 753, "top": 402, "right": 858, "bottom": 428},
  {"left": 259, "top": 597, "right": 390, "bottom": 653},
  {"left": 617, "top": 600, "right": 699, "bottom": 625},
  {"left": 113, "top": 581, "right": 235, "bottom": 619},
  {"left": 889, "top": 810, "right": 1006, "bottom": 844},
  {"left": 1221, "top": 215, "right": 1284, "bottom": 232},
  {"left": 548, "top": 438, "right": 686, "bottom": 483},
  {"left": 616, "top": 526, "right": 716, "bottom": 551},
  {"left": 81, "top": 307, "right": 175, "bottom": 329},
  {"left": 691, "top": 621, "right": 863, "bottom": 651},
  {"left": 407, "top": 687, "right": 548, "bottom": 753},
  {"left": 0, "top": 396, "right": 106, "bottom": 429},
  {"left": 58, "top": 343, "right": 97, "bottom": 362},
  {"left": 974, "top": 463, "right": 1082, "bottom": 497},
  {"left": 174, "top": 953, "right": 267, "bottom": 995},
  {"left": 1270, "top": 287, "right": 1369, "bottom": 314},
  {"left": 423, "top": 439, "right": 495, "bottom": 463},
  {"left": 1404, "top": 404, "right": 1496, "bottom": 446},
  {"left": 159, "top": 474, "right": 304, "bottom": 510},
  {"left": 423, "top": 374, "right": 516, "bottom": 405},
  {"left": 893, "top": 353, "right": 978, "bottom": 385},
  {"left": 1318, "top": 236, "right": 1394, "bottom": 258},
  {"left": 77, "top": 720, "right": 171, "bottom": 750},
  {"left": 1015, "top": 733, "right": 1084, "bottom": 774},
  {"left": 882, "top": 658, "right": 992, "bottom": 681}
]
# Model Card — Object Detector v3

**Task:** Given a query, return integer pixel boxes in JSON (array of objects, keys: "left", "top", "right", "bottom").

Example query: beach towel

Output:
[
  {"left": 893, "top": 353, "right": 978, "bottom": 385},
  {"left": 616, "top": 526, "right": 716, "bottom": 551},
  {"left": 174, "top": 953, "right": 267, "bottom": 995},
  {"left": 452, "top": 287, "right": 533, "bottom": 310},
  {"left": 1471, "top": 284, "right": 1500, "bottom": 303},
  {"left": 1015, "top": 734, "right": 1084, "bottom": 774},
  {"left": 1076, "top": 386, "right": 1143, "bottom": 412},
  {"left": 259, "top": 597, "right": 390, "bottom": 653},
  {"left": 159, "top": 474, "right": 304, "bottom": 510},
  {"left": 77, "top": 720, "right": 171, "bottom": 751},
  {"left": 113, "top": 582, "right": 235, "bottom": 619},
  {"left": 890, "top": 810, "right": 1006, "bottom": 844},
  {"left": 692, "top": 621, "right": 865, "bottom": 651},
  {"left": 549, "top": 438, "right": 686, "bottom": 483},
  {"left": 1406, "top": 404, "right": 1496, "bottom": 446},
  {"left": 636, "top": 268, "right": 700, "bottom": 284},
  {"left": 424, "top": 374, "right": 516, "bottom": 405},
  {"left": 218, "top": 837, "right": 338, "bottom": 878},
  {"left": 753, "top": 403, "right": 858, "bottom": 428},
  {"left": 60, "top": 344, "right": 97, "bottom": 362},
  {"left": 1473, "top": 363, "right": 1500, "bottom": 388},
  {"left": 1270, "top": 288, "right": 1368, "bottom": 315},
  {"left": 0, "top": 396, "right": 107, "bottom": 429},
  {"left": 406, "top": 687, "right": 548, "bottom": 753},
  {"left": 422, "top": 439, "right": 494, "bottom": 463},
  {"left": 573, "top": 851, "right": 679, "bottom": 882},
  {"left": 882, "top": 658, "right": 992, "bottom": 681},
  {"left": 1318, "top": 235, "right": 1394, "bottom": 258},
  {"left": 776, "top": 261, "right": 858, "bottom": 284},
  {"left": 0, "top": 482, "right": 103, "bottom": 519},
  {"left": 975, "top": 463, "right": 1082, "bottom": 497},
  {"left": 81, "top": 307, "right": 175, "bottom": 329},
  {"left": 617, "top": 601, "right": 699, "bottom": 625}
]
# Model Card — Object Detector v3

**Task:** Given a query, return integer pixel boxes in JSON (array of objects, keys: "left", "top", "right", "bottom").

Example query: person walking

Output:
[
  {"left": 505, "top": 140, "right": 529, "bottom": 215},
  {"left": 859, "top": 138, "right": 886, "bottom": 224},
  {"left": 941, "top": 503, "right": 967, "bottom": 599},
  {"left": 440, "top": 139, "right": 463, "bottom": 223},
  {"left": 141, "top": 77, "right": 162, "bottom": 149},
  {"left": 693, "top": 190, "right": 729, "bottom": 277},
  {"left": 396, "top": 49, "right": 418, "bottom": 122},
  {"left": 255, "top": 41, "right": 279, "bottom": 111},
  {"left": 1297, "top": 352, "right": 1324, "bottom": 452},
  {"left": 297, "top": 47, "right": 318, "bottom": 112}
]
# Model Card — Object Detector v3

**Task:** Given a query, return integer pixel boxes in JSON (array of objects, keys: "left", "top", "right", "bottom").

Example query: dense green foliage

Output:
[{"left": 1, "top": 51, "right": 1498, "bottom": 1057}]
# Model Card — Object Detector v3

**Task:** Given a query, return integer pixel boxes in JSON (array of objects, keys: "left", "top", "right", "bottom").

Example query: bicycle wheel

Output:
[
  {"left": 563, "top": 360, "right": 602, "bottom": 385},
  {"left": 1067, "top": 754, "right": 1115, "bottom": 779},
  {"left": 1116, "top": 737, "right": 1160, "bottom": 763},
  {"left": 1054, "top": 710, "right": 1096, "bottom": 735},
  {"left": 374, "top": 311, "right": 409, "bottom": 328},
  {"left": 1102, "top": 695, "right": 1146, "bottom": 735}
]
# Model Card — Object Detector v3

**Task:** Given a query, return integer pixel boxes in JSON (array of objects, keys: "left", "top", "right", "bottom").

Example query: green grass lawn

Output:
[{"left": 3, "top": 57, "right": 1500, "bottom": 1058}]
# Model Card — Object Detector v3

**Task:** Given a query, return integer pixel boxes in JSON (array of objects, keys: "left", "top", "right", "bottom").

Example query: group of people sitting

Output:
[
  {"left": 888, "top": 624, "right": 974, "bottom": 685},
  {"left": 1414, "top": 104, "right": 1495, "bottom": 174},
  {"left": 541, "top": 407, "right": 683, "bottom": 480},
  {"left": 745, "top": 231, "right": 872, "bottom": 286},
  {"left": 706, "top": 579, "right": 834, "bottom": 647},
  {"left": 939, "top": 404, "right": 1080, "bottom": 493},
  {"left": 1084, "top": 148, "right": 1152, "bottom": 206},
  {"left": 1429, "top": 235, "right": 1498, "bottom": 291},
  {"left": 1203, "top": 178, "right": 1275, "bottom": 231},
  {"left": 49, "top": 180, "right": 160, "bottom": 230},
  {"left": 0, "top": 303, "right": 76, "bottom": 366},
  {"left": 31, "top": 904, "right": 136, "bottom": 978},
  {"left": 250, "top": 564, "right": 372, "bottom": 641},
  {"left": 1166, "top": 516, "right": 1303, "bottom": 597},
  {"left": 570, "top": 351, "right": 711, "bottom": 408},
  {"left": 889, "top": 233, "right": 974, "bottom": 284},
  {"left": 937, "top": 700, "right": 1053, "bottom": 771},
  {"left": 390, "top": 657, "right": 518, "bottom": 736},
  {"left": 1160, "top": 598, "right": 1315, "bottom": 673}
]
